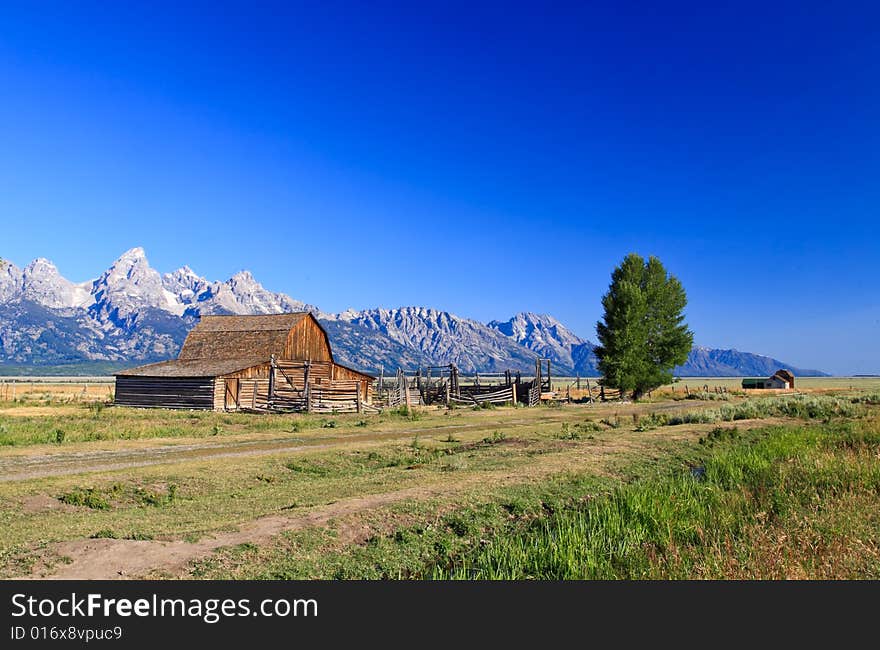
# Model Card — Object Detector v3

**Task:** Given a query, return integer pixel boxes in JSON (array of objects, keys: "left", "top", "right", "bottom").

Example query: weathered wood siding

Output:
[
  {"left": 238, "top": 378, "right": 271, "bottom": 410},
  {"left": 285, "top": 317, "right": 333, "bottom": 362},
  {"left": 114, "top": 376, "right": 215, "bottom": 410},
  {"left": 223, "top": 364, "right": 271, "bottom": 380},
  {"left": 331, "top": 364, "right": 374, "bottom": 402},
  {"left": 213, "top": 378, "right": 226, "bottom": 411}
]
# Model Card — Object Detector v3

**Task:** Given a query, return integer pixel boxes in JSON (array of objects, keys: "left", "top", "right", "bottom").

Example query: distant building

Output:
[
  {"left": 742, "top": 369, "right": 795, "bottom": 390},
  {"left": 773, "top": 369, "right": 795, "bottom": 388}
]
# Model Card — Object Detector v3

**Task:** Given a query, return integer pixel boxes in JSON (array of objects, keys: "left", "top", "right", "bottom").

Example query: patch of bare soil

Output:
[
  {"left": 20, "top": 494, "right": 78, "bottom": 514},
  {"left": 0, "top": 406, "right": 82, "bottom": 417},
  {"left": 34, "top": 486, "right": 444, "bottom": 580}
]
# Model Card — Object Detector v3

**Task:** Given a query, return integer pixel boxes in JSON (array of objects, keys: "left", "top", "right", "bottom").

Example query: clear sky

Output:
[{"left": 0, "top": 1, "right": 878, "bottom": 374}]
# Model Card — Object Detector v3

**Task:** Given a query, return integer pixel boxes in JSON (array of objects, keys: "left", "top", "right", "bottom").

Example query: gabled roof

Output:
[
  {"left": 178, "top": 312, "right": 325, "bottom": 361},
  {"left": 189, "top": 313, "right": 309, "bottom": 332},
  {"left": 117, "top": 358, "right": 267, "bottom": 378}
]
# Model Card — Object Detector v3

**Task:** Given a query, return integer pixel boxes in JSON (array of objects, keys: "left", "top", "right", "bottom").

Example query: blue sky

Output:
[{"left": 1, "top": 1, "right": 878, "bottom": 374}]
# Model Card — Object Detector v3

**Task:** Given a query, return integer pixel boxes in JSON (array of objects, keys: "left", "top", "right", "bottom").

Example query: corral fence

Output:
[
  {"left": 239, "top": 359, "right": 379, "bottom": 414},
  {"left": 373, "top": 359, "right": 562, "bottom": 408}
]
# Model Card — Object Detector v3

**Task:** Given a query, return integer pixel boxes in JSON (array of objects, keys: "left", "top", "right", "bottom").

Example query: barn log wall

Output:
[{"left": 114, "top": 376, "right": 216, "bottom": 410}]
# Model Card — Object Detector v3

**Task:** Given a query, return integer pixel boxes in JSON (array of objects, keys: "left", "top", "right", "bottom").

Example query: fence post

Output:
[
  {"left": 356, "top": 381, "right": 362, "bottom": 413},
  {"left": 511, "top": 381, "right": 517, "bottom": 406},
  {"left": 268, "top": 355, "right": 276, "bottom": 409}
]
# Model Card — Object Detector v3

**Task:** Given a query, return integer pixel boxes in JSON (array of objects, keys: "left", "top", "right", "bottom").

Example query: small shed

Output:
[
  {"left": 764, "top": 375, "right": 789, "bottom": 389},
  {"left": 773, "top": 369, "right": 795, "bottom": 389},
  {"left": 115, "top": 313, "right": 374, "bottom": 411}
]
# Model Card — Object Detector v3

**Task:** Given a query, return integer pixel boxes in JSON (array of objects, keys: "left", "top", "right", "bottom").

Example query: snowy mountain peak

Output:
[
  {"left": 19, "top": 257, "right": 91, "bottom": 310},
  {"left": 89, "top": 248, "right": 177, "bottom": 319},
  {"left": 162, "top": 266, "right": 210, "bottom": 305},
  {"left": 487, "top": 312, "right": 590, "bottom": 370},
  {"left": 103, "top": 247, "right": 153, "bottom": 282},
  {"left": 117, "top": 246, "right": 147, "bottom": 262},
  {"left": 229, "top": 270, "right": 255, "bottom": 282},
  {"left": 0, "top": 259, "right": 23, "bottom": 304}
]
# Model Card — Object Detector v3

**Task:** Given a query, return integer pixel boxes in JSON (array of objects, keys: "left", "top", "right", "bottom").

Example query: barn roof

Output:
[
  {"left": 178, "top": 312, "right": 327, "bottom": 361},
  {"left": 190, "top": 313, "right": 308, "bottom": 332},
  {"left": 116, "top": 358, "right": 267, "bottom": 378}
]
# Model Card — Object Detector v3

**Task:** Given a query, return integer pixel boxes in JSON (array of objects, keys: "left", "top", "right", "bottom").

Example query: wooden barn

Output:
[
  {"left": 741, "top": 369, "right": 795, "bottom": 390},
  {"left": 114, "top": 313, "right": 374, "bottom": 412}
]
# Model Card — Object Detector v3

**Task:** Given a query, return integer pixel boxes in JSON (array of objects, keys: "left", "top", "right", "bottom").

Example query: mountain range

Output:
[{"left": 0, "top": 248, "right": 828, "bottom": 377}]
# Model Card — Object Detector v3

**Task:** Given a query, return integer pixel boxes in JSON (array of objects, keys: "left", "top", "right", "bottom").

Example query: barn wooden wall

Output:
[
  {"left": 213, "top": 379, "right": 226, "bottom": 411},
  {"left": 114, "top": 376, "right": 216, "bottom": 410},
  {"left": 224, "top": 364, "right": 271, "bottom": 380},
  {"left": 285, "top": 317, "right": 333, "bottom": 361},
  {"left": 332, "top": 364, "right": 374, "bottom": 401}
]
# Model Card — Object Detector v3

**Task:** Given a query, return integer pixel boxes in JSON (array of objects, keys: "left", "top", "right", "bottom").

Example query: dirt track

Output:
[
  {"left": 40, "top": 486, "right": 436, "bottom": 579},
  {"left": 0, "top": 400, "right": 716, "bottom": 482},
  {"left": 0, "top": 419, "right": 550, "bottom": 481}
]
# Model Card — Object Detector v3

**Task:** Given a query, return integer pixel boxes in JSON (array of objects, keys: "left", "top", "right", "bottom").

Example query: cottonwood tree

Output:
[{"left": 595, "top": 253, "right": 693, "bottom": 400}]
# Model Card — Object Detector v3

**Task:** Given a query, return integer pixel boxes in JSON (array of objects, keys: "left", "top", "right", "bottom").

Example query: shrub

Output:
[
  {"left": 667, "top": 395, "right": 863, "bottom": 426},
  {"left": 59, "top": 488, "right": 110, "bottom": 510},
  {"left": 686, "top": 391, "right": 731, "bottom": 401},
  {"left": 556, "top": 423, "right": 581, "bottom": 440},
  {"left": 134, "top": 484, "right": 178, "bottom": 507},
  {"left": 634, "top": 412, "right": 669, "bottom": 431},
  {"left": 482, "top": 431, "right": 506, "bottom": 444},
  {"left": 88, "top": 401, "right": 106, "bottom": 417},
  {"left": 600, "top": 415, "right": 621, "bottom": 429}
]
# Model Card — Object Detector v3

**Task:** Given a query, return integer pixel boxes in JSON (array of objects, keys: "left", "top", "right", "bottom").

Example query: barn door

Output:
[{"left": 224, "top": 379, "right": 240, "bottom": 410}]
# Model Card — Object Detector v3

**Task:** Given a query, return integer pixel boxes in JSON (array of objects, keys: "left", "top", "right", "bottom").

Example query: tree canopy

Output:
[{"left": 595, "top": 253, "right": 693, "bottom": 399}]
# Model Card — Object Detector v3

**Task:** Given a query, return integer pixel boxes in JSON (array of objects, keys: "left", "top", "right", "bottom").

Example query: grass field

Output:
[{"left": 0, "top": 380, "right": 877, "bottom": 580}]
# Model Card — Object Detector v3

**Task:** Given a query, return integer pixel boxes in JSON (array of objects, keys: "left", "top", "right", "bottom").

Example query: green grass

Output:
[
  {"left": 187, "top": 416, "right": 880, "bottom": 580},
  {"left": 432, "top": 420, "right": 880, "bottom": 579},
  {"left": 4, "top": 391, "right": 878, "bottom": 580},
  {"left": 0, "top": 406, "right": 340, "bottom": 446},
  {"left": 666, "top": 394, "right": 863, "bottom": 426}
]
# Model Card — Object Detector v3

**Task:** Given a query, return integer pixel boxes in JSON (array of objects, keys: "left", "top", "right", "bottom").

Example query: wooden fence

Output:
[
  {"left": 450, "top": 385, "right": 516, "bottom": 406},
  {"left": 239, "top": 360, "right": 377, "bottom": 414}
]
